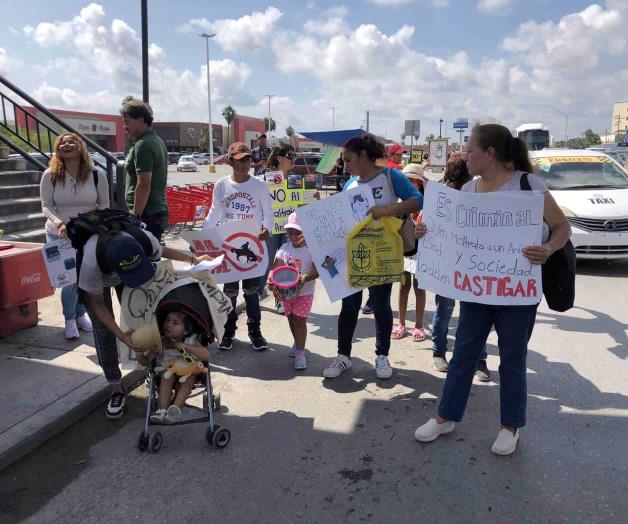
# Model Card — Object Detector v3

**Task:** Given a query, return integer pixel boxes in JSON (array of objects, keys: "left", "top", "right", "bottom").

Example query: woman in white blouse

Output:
[{"left": 40, "top": 133, "right": 109, "bottom": 339}]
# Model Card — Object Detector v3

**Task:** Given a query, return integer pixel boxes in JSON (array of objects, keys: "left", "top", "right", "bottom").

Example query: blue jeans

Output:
[
  {"left": 259, "top": 233, "right": 286, "bottom": 294},
  {"left": 338, "top": 283, "right": 393, "bottom": 357},
  {"left": 438, "top": 302, "right": 538, "bottom": 428},
  {"left": 432, "top": 295, "right": 487, "bottom": 360},
  {"left": 46, "top": 232, "right": 87, "bottom": 320},
  {"left": 223, "top": 278, "right": 262, "bottom": 337}
]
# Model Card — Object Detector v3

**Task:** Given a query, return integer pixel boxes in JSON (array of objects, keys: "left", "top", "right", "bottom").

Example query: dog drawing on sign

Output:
[{"left": 231, "top": 241, "right": 258, "bottom": 263}]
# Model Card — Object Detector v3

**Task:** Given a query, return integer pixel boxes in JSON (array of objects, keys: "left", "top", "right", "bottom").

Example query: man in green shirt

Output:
[{"left": 121, "top": 99, "right": 169, "bottom": 241}]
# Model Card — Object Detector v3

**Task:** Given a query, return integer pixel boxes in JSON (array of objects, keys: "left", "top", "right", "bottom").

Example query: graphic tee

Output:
[
  {"left": 275, "top": 242, "right": 316, "bottom": 296},
  {"left": 203, "top": 175, "right": 273, "bottom": 231}
]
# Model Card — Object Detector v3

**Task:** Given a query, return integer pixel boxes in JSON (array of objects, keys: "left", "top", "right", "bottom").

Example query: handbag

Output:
[
  {"left": 520, "top": 173, "right": 575, "bottom": 312},
  {"left": 385, "top": 168, "right": 418, "bottom": 256}
]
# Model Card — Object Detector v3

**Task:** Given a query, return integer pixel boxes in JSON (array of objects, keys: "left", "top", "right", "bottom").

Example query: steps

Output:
[{"left": 0, "top": 157, "right": 46, "bottom": 243}]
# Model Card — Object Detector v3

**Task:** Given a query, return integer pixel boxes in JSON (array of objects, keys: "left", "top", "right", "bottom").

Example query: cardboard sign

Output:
[
  {"left": 182, "top": 219, "right": 269, "bottom": 284},
  {"left": 297, "top": 187, "right": 375, "bottom": 302},
  {"left": 415, "top": 183, "right": 544, "bottom": 306},
  {"left": 266, "top": 171, "right": 318, "bottom": 235},
  {"left": 42, "top": 238, "right": 77, "bottom": 288}
]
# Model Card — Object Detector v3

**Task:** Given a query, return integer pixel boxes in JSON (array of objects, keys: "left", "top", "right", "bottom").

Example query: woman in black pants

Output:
[{"left": 322, "top": 134, "right": 422, "bottom": 380}]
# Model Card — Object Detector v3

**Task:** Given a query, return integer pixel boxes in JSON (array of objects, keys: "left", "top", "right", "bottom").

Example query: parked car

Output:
[
  {"left": 529, "top": 149, "right": 628, "bottom": 259},
  {"left": 292, "top": 153, "right": 323, "bottom": 176},
  {"left": 167, "top": 152, "right": 181, "bottom": 164},
  {"left": 177, "top": 155, "right": 198, "bottom": 172},
  {"left": 192, "top": 154, "right": 209, "bottom": 165},
  {"left": 214, "top": 154, "right": 229, "bottom": 165}
]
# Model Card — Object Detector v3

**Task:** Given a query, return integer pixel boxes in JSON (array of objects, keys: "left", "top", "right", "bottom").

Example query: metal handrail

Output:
[{"left": 0, "top": 73, "right": 126, "bottom": 208}]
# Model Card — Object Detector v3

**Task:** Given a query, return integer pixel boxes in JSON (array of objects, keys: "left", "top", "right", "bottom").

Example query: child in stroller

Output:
[{"left": 146, "top": 309, "right": 210, "bottom": 424}]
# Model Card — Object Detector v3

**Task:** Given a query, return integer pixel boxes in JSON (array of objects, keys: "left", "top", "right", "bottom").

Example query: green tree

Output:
[
  {"left": 582, "top": 129, "right": 602, "bottom": 147},
  {"left": 198, "top": 127, "right": 209, "bottom": 151},
  {"left": 426, "top": 133, "right": 435, "bottom": 140},
  {"left": 222, "top": 105, "right": 237, "bottom": 146},
  {"left": 285, "top": 125, "right": 295, "bottom": 138},
  {"left": 263, "top": 117, "right": 276, "bottom": 133}
]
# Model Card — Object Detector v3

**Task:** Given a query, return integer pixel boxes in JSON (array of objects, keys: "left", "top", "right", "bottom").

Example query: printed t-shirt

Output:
[{"left": 275, "top": 242, "right": 316, "bottom": 296}]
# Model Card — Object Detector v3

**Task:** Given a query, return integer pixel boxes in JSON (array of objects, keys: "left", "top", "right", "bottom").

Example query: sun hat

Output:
[{"left": 284, "top": 212, "right": 302, "bottom": 232}]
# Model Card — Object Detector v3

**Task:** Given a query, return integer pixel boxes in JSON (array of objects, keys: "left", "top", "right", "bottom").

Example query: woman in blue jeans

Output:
[
  {"left": 323, "top": 134, "right": 422, "bottom": 380},
  {"left": 414, "top": 124, "right": 571, "bottom": 455},
  {"left": 428, "top": 156, "right": 491, "bottom": 381},
  {"left": 40, "top": 133, "right": 109, "bottom": 339}
]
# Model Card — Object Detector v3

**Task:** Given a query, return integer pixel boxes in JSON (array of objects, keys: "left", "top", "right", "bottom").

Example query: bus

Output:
[{"left": 516, "top": 123, "right": 550, "bottom": 151}]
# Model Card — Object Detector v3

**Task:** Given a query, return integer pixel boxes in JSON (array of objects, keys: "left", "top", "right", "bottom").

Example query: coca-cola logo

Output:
[{"left": 21, "top": 273, "right": 42, "bottom": 286}]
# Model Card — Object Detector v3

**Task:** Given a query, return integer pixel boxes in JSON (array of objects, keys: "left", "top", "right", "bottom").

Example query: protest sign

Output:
[
  {"left": 41, "top": 238, "right": 77, "bottom": 288},
  {"left": 182, "top": 219, "right": 269, "bottom": 284},
  {"left": 265, "top": 171, "right": 318, "bottom": 234},
  {"left": 297, "top": 187, "right": 375, "bottom": 302},
  {"left": 415, "top": 182, "right": 544, "bottom": 306}
]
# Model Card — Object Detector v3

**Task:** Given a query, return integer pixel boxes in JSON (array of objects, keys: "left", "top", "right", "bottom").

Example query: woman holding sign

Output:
[
  {"left": 40, "top": 133, "right": 109, "bottom": 339},
  {"left": 322, "top": 134, "right": 422, "bottom": 380},
  {"left": 414, "top": 124, "right": 571, "bottom": 455}
]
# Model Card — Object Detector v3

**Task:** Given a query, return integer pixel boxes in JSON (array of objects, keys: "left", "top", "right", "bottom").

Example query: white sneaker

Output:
[
  {"left": 150, "top": 408, "right": 168, "bottom": 423},
  {"left": 76, "top": 315, "right": 93, "bottom": 332},
  {"left": 289, "top": 345, "right": 297, "bottom": 358},
  {"left": 323, "top": 355, "right": 352, "bottom": 378},
  {"left": 491, "top": 428, "right": 520, "bottom": 456},
  {"left": 294, "top": 350, "right": 307, "bottom": 370},
  {"left": 64, "top": 319, "right": 80, "bottom": 340},
  {"left": 165, "top": 405, "right": 182, "bottom": 424},
  {"left": 414, "top": 418, "right": 455, "bottom": 442},
  {"left": 375, "top": 355, "right": 393, "bottom": 379}
]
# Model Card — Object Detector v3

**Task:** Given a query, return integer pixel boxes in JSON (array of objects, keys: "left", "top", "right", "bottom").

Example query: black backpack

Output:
[
  {"left": 66, "top": 208, "right": 154, "bottom": 285},
  {"left": 520, "top": 173, "right": 576, "bottom": 312}
]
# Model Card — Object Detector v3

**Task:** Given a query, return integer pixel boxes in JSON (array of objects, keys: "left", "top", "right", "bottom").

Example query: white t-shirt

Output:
[
  {"left": 275, "top": 242, "right": 316, "bottom": 296},
  {"left": 158, "top": 334, "right": 200, "bottom": 367},
  {"left": 78, "top": 230, "right": 162, "bottom": 294},
  {"left": 344, "top": 171, "right": 398, "bottom": 206},
  {"left": 203, "top": 175, "right": 273, "bottom": 231}
]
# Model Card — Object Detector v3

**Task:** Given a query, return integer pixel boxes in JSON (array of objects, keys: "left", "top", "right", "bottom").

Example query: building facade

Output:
[
  {"left": 611, "top": 102, "right": 628, "bottom": 142},
  {"left": 152, "top": 122, "right": 223, "bottom": 153}
]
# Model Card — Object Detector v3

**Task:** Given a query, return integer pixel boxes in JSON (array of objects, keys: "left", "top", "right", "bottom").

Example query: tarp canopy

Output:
[
  {"left": 315, "top": 146, "right": 342, "bottom": 174},
  {"left": 297, "top": 128, "right": 363, "bottom": 147}
]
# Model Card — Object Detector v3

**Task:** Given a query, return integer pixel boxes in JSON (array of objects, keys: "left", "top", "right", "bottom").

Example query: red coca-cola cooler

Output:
[{"left": 0, "top": 241, "right": 54, "bottom": 337}]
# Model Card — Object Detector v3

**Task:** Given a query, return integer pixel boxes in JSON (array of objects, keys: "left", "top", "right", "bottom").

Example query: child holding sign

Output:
[{"left": 268, "top": 213, "right": 319, "bottom": 370}]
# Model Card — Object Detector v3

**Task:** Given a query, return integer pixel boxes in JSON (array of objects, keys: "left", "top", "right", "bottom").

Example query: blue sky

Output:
[{"left": 1, "top": 0, "right": 626, "bottom": 141}]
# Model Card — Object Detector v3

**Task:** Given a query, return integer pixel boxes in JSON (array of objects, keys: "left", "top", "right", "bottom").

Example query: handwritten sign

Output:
[
  {"left": 415, "top": 183, "right": 544, "bottom": 305},
  {"left": 42, "top": 238, "right": 77, "bottom": 288},
  {"left": 297, "top": 187, "right": 375, "bottom": 302},
  {"left": 182, "top": 219, "right": 269, "bottom": 284},
  {"left": 265, "top": 171, "right": 318, "bottom": 234}
]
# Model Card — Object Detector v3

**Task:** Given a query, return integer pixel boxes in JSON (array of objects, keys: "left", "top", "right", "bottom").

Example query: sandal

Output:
[
  {"left": 412, "top": 327, "right": 426, "bottom": 342},
  {"left": 391, "top": 324, "right": 407, "bottom": 339}
]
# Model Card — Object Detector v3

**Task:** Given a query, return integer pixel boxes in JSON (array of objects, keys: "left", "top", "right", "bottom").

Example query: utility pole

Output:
[
  {"left": 554, "top": 108, "right": 581, "bottom": 144},
  {"left": 439, "top": 119, "right": 443, "bottom": 138},
  {"left": 200, "top": 33, "right": 216, "bottom": 171},
  {"left": 330, "top": 105, "right": 336, "bottom": 130},
  {"left": 366, "top": 111, "right": 370, "bottom": 133},
  {"left": 141, "top": 0, "right": 149, "bottom": 103},
  {"left": 265, "top": 94, "right": 274, "bottom": 146}
]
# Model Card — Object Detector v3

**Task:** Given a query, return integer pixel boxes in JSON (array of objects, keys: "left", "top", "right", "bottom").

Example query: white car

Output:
[
  {"left": 529, "top": 149, "right": 628, "bottom": 259},
  {"left": 177, "top": 155, "right": 198, "bottom": 172}
]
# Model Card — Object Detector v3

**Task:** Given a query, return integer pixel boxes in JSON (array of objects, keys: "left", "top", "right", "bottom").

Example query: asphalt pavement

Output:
[{"left": 1, "top": 257, "right": 627, "bottom": 523}]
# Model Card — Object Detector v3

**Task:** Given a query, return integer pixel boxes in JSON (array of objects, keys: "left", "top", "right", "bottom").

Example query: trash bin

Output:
[{"left": 0, "top": 241, "right": 54, "bottom": 337}]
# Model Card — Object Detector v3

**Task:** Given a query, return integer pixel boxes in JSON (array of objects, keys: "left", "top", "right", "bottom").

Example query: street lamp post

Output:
[
  {"left": 439, "top": 119, "right": 443, "bottom": 138},
  {"left": 330, "top": 105, "right": 336, "bottom": 130},
  {"left": 200, "top": 32, "right": 216, "bottom": 173},
  {"left": 554, "top": 108, "right": 581, "bottom": 145},
  {"left": 265, "top": 94, "right": 274, "bottom": 146}
]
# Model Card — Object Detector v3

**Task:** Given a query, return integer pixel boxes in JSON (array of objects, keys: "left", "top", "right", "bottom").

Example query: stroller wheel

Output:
[
  {"left": 138, "top": 431, "right": 149, "bottom": 451},
  {"left": 212, "top": 393, "right": 221, "bottom": 412},
  {"left": 149, "top": 431, "right": 163, "bottom": 453},
  {"left": 212, "top": 427, "right": 231, "bottom": 449}
]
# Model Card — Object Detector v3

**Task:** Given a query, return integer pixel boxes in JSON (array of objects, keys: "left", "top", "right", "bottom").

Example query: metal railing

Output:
[{"left": 0, "top": 74, "right": 126, "bottom": 208}]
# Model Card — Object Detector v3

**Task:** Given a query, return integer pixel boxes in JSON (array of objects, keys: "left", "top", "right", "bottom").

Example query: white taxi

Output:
[{"left": 529, "top": 149, "right": 628, "bottom": 259}]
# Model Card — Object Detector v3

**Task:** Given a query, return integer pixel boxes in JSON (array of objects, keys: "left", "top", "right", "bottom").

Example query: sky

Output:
[{"left": 1, "top": 0, "right": 627, "bottom": 142}]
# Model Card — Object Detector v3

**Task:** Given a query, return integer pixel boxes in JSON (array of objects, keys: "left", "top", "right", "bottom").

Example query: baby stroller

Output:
[{"left": 137, "top": 282, "right": 231, "bottom": 453}]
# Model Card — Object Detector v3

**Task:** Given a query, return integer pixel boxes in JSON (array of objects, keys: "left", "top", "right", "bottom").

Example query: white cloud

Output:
[
  {"left": 304, "top": 6, "right": 349, "bottom": 36},
  {"left": 0, "top": 47, "right": 9, "bottom": 76},
  {"left": 176, "top": 7, "right": 283, "bottom": 53},
  {"left": 367, "top": 0, "right": 450, "bottom": 6},
  {"left": 477, "top": 0, "right": 515, "bottom": 13}
]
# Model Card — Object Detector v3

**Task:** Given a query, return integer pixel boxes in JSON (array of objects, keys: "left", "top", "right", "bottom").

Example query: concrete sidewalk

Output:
[{"left": 0, "top": 233, "right": 251, "bottom": 470}]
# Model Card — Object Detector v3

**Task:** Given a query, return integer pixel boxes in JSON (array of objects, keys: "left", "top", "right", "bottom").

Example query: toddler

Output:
[{"left": 268, "top": 213, "right": 318, "bottom": 370}]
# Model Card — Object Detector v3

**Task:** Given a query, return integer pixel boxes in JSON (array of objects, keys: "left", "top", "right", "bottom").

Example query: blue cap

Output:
[{"left": 105, "top": 234, "right": 155, "bottom": 288}]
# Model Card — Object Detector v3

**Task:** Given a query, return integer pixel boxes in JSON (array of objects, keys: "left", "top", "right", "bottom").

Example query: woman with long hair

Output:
[
  {"left": 323, "top": 133, "right": 422, "bottom": 380},
  {"left": 414, "top": 124, "right": 571, "bottom": 455},
  {"left": 40, "top": 133, "right": 110, "bottom": 339}
]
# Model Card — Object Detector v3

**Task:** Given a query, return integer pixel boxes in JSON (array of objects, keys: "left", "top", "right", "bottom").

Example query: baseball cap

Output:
[
  {"left": 387, "top": 143, "right": 405, "bottom": 158},
  {"left": 228, "top": 142, "right": 252, "bottom": 160},
  {"left": 284, "top": 212, "right": 302, "bottom": 232},
  {"left": 105, "top": 234, "right": 155, "bottom": 288}
]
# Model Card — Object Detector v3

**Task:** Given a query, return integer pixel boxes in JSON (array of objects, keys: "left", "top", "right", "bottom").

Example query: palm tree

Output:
[
  {"left": 263, "top": 117, "right": 276, "bottom": 133},
  {"left": 222, "top": 105, "right": 237, "bottom": 146}
]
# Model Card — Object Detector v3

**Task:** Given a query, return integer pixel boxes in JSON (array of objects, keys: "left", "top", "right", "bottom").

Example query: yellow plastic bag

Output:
[{"left": 347, "top": 214, "right": 403, "bottom": 288}]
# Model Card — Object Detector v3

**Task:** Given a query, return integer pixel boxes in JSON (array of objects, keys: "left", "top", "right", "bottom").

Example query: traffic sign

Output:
[{"left": 403, "top": 120, "right": 421, "bottom": 138}]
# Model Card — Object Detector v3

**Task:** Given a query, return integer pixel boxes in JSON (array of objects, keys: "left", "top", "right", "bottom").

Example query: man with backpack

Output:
[{"left": 72, "top": 209, "right": 211, "bottom": 419}]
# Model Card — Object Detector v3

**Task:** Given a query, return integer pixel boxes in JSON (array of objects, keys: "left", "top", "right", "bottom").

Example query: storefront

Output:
[{"left": 152, "top": 122, "right": 223, "bottom": 153}]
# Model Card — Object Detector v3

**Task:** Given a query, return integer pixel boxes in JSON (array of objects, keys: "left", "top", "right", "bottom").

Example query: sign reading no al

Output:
[{"left": 415, "top": 183, "right": 544, "bottom": 306}]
